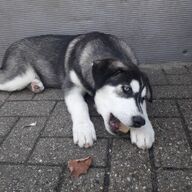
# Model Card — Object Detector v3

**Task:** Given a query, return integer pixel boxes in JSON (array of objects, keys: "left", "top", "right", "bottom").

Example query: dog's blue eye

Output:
[{"left": 122, "top": 85, "right": 132, "bottom": 95}]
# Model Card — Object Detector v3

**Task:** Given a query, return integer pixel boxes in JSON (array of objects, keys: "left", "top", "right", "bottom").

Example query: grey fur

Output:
[{"left": 0, "top": 32, "right": 138, "bottom": 92}]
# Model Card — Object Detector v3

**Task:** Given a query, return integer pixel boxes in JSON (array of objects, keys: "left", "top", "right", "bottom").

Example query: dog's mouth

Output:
[{"left": 109, "top": 113, "right": 130, "bottom": 134}]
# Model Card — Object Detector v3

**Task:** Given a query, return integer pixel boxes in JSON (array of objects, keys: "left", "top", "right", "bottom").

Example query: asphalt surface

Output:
[{"left": 0, "top": 63, "right": 192, "bottom": 192}]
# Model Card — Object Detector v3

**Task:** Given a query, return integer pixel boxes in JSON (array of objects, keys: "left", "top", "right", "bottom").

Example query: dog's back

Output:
[{"left": 0, "top": 35, "right": 76, "bottom": 90}]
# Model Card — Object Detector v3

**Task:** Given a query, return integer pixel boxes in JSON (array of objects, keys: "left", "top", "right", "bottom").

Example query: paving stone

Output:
[
  {"left": 109, "top": 139, "right": 152, "bottom": 192},
  {"left": 61, "top": 168, "right": 105, "bottom": 192},
  {"left": 42, "top": 101, "right": 72, "bottom": 137},
  {"left": 0, "top": 117, "right": 18, "bottom": 137},
  {"left": 147, "top": 100, "right": 179, "bottom": 117},
  {"left": 153, "top": 118, "right": 192, "bottom": 168},
  {"left": 157, "top": 170, "right": 192, "bottom": 192},
  {"left": 163, "top": 67, "right": 189, "bottom": 74},
  {"left": 0, "top": 91, "right": 10, "bottom": 101},
  {"left": 0, "top": 137, "right": 3, "bottom": 143},
  {"left": 29, "top": 138, "right": 108, "bottom": 166},
  {"left": 178, "top": 100, "right": 192, "bottom": 131},
  {"left": 8, "top": 89, "right": 34, "bottom": 100},
  {"left": 0, "top": 165, "right": 61, "bottom": 192},
  {"left": 140, "top": 68, "right": 168, "bottom": 85},
  {"left": 167, "top": 74, "right": 192, "bottom": 85},
  {"left": 187, "top": 64, "right": 192, "bottom": 73},
  {"left": 0, "top": 117, "right": 47, "bottom": 162},
  {"left": 0, "top": 101, "right": 3, "bottom": 107},
  {"left": 0, "top": 101, "right": 55, "bottom": 116},
  {"left": 33, "top": 89, "right": 63, "bottom": 100},
  {"left": 153, "top": 86, "right": 192, "bottom": 99}
]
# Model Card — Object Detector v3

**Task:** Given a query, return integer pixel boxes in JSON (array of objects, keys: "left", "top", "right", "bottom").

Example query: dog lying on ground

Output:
[{"left": 0, "top": 32, "right": 154, "bottom": 149}]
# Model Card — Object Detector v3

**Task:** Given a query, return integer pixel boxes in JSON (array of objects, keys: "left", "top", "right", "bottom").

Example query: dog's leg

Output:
[
  {"left": 0, "top": 66, "right": 44, "bottom": 93},
  {"left": 130, "top": 119, "right": 155, "bottom": 149},
  {"left": 28, "top": 78, "right": 44, "bottom": 93},
  {"left": 0, "top": 66, "right": 37, "bottom": 92},
  {"left": 64, "top": 86, "right": 97, "bottom": 148}
]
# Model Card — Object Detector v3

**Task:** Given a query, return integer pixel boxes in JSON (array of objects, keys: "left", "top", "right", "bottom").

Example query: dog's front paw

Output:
[
  {"left": 73, "top": 121, "right": 97, "bottom": 148},
  {"left": 130, "top": 123, "right": 155, "bottom": 149}
]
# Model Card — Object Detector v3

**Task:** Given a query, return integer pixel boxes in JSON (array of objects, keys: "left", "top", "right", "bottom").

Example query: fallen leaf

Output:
[{"left": 68, "top": 156, "right": 92, "bottom": 177}]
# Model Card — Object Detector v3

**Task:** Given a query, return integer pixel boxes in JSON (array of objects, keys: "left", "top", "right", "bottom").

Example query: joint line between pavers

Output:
[
  {"left": 0, "top": 161, "right": 63, "bottom": 168},
  {"left": 103, "top": 138, "right": 113, "bottom": 192},
  {"left": 31, "top": 92, "right": 37, "bottom": 100},
  {"left": 184, "top": 65, "right": 191, "bottom": 73},
  {"left": 175, "top": 100, "right": 192, "bottom": 150},
  {"left": 148, "top": 147, "right": 158, "bottom": 192},
  {"left": 162, "top": 68, "right": 171, "bottom": 85},
  {"left": 0, "top": 93, "right": 11, "bottom": 109},
  {"left": 157, "top": 167, "right": 192, "bottom": 171},
  {"left": 0, "top": 117, "right": 20, "bottom": 146}
]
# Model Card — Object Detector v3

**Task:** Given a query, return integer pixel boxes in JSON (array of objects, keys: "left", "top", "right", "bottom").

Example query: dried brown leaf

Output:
[{"left": 68, "top": 156, "right": 92, "bottom": 177}]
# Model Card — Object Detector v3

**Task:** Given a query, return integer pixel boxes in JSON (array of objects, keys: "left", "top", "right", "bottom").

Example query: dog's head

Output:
[{"left": 93, "top": 58, "right": 152, "bottom": 135}]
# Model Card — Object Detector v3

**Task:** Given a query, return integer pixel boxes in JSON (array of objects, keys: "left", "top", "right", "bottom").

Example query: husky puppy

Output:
[{"left": 0, "top": 32, "right": 154, "bottom": 149}]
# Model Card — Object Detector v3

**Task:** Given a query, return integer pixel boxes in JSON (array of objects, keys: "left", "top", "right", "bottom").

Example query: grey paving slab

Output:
[
  {"left": 178, "top": 100, "right": 192, "bottom": 131},
  {"left": 0, "top": 91, "right": 10, "bottom": 101},
  {"left": 61, "top": 168, "right": 105, "bottom": 192},
  {"left": 42, "top": 101, "right": 72, "bottom": 137},
  {"left": 153, "top": 86, "right": 192, "bottom": 99},
  {"left": 0, "top": 165, "right": 61, "bottom": 192},
  {"left": 167, "top": 74, "right": 192, "bottom": 85},
  {"left": 163, "top": 67, "right": 189, "bottom": 74},
  {"left": 0, "top": 137, "right": 3, "bottom": 143},
  {"left": 29, "top": 138, "right": 108, "bottom": 166},
  {"left": 147, "top": 100, "right": 179, "bottom": 117},
  {"left": 0, "top": 117, "right": 47, "bottom": 162},
  {"left": 153, "top": 118, "right": 192, "bottom": 168},
  {"left": 187, "top": 64, "right": 192, "bottom": 73},
  {"left": 33, "top": 89, "right": 64, "bottom": 100},
  {"left": 140, "top": 68, "right": 168, "bottom": 85},
  {"left": 8, "top": 89, "right": 34, "bottom": 100},
  {"left": 157, "top": 170, "right": 192, "bottom": 192},
  {"left": 0, "top": 117, "right": 18, "bottom": 137},
  {"left": 109, "top": 139, "right": 152, "bottom": 192},
  {"left": 0, "top": 101, "right": 56, "bottom": 116},
  {"left": 0, "top": 101, "right": 3, "bottom": 107}
]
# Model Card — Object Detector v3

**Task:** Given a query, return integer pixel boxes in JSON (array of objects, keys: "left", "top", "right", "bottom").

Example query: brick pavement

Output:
[{"left": 0, "top": 63, "right": 192, "bottom": 192}]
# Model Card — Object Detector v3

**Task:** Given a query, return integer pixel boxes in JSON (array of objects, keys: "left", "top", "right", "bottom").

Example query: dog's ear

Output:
[
  {"left": 142, "top": 72, "right": 153, "bottom": 103},
  {"left": 92, "top": 58, "right": 127, "bottom": 89}
]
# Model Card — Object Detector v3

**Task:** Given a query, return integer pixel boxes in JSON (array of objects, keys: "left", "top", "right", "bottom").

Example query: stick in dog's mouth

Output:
[{"left": 109, "top": 113, "right": 130, "bottom": 134}]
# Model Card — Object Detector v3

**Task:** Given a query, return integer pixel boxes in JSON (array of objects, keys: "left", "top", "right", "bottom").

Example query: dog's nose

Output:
[{"left": 132, "top": 116, "right": 145, "bottom": 128}]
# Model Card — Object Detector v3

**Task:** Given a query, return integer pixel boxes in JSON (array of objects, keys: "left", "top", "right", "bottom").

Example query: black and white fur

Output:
[{"left": 0, "top": 32, "right": 154, "bottom": 149}]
